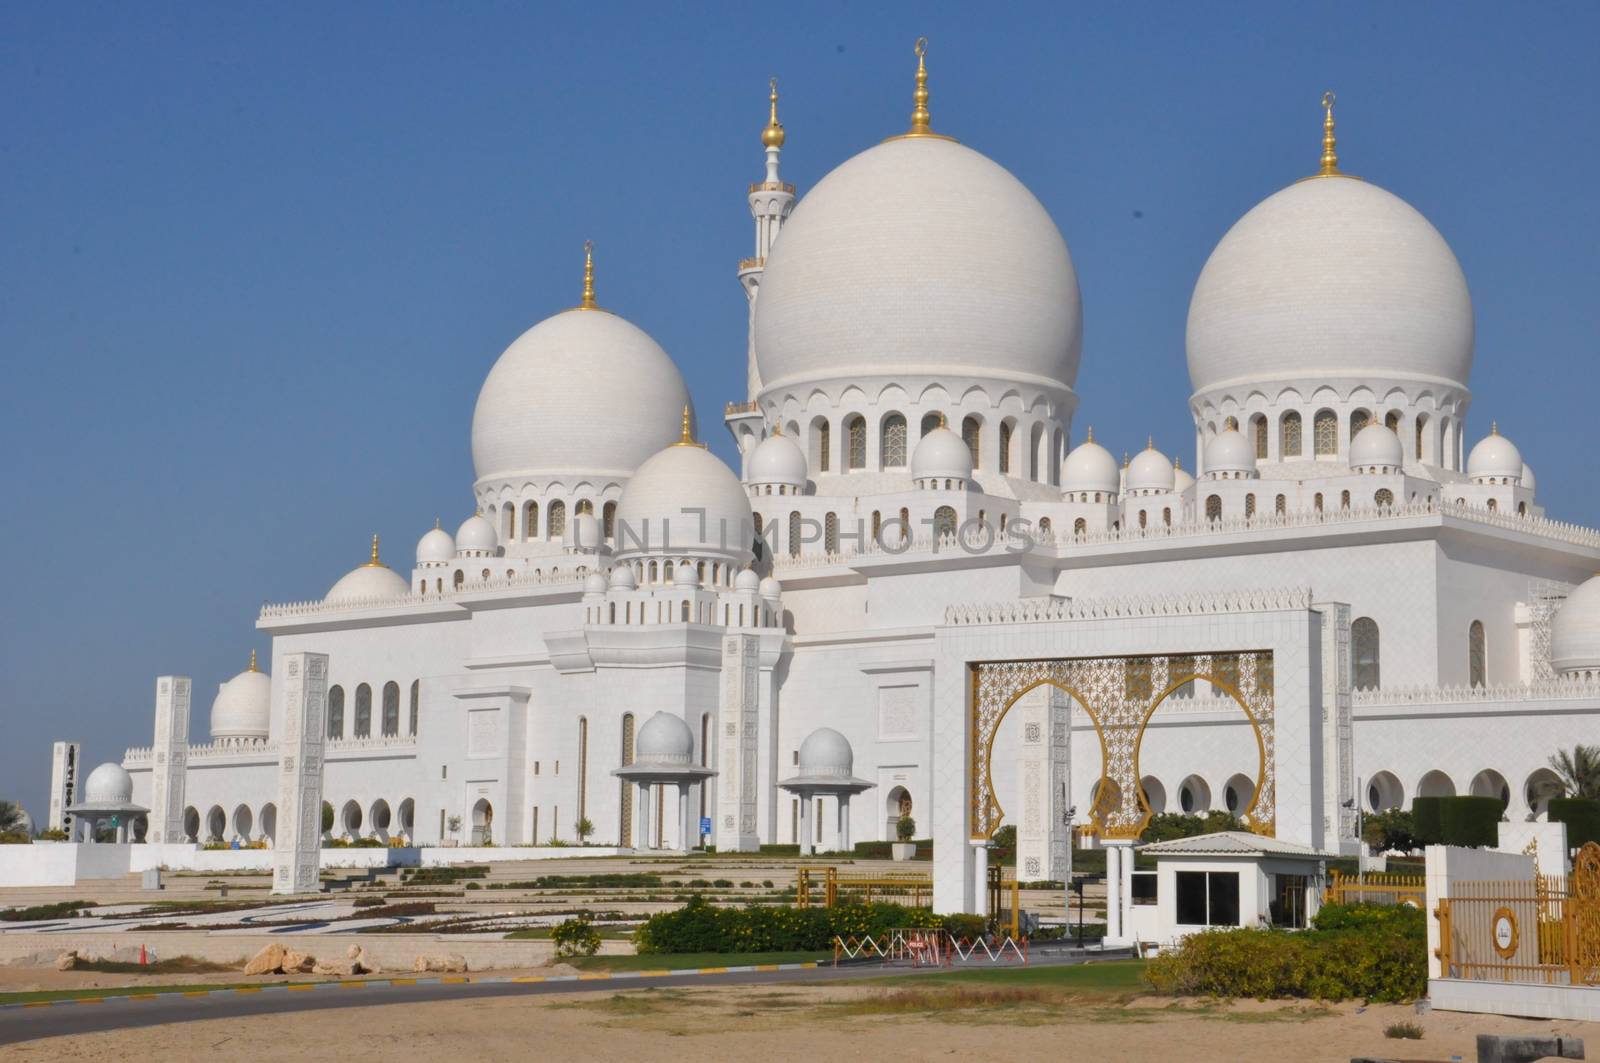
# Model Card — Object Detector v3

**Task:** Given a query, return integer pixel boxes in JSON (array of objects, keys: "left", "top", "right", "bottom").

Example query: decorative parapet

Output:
[
  {"left": 123, "top": 733, "right": 418, "bottom": 767},
  {"left": 748, "top": 181, "right": 795, "bottom": 194},
  {"left": 259, "top": 567, "right": 588, "bottom": 621},
  {"left": 944, "top": 587, "right": 1314, "bottom": 627},
  {"left": 327, "top": 735, "right": 419, "bottom": 753},
  {"left": 738, "top": 256, "right": 765, "bottom": 271},
  {"left": 1353, "top": 677, "right": 1600, "bottom": 708},
  {"left": 724, "top": 400, "right": 761, "bottom": 416}
]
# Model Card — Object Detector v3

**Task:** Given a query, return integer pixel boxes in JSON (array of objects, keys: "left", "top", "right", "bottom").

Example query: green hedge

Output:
[
  {"left": 1144, "top": 902, "right": 1425, "bottom": 1003},
  {"left": 1549, "top": 798, "right": 1600, "bottom": 848},
  {"left": 1410, "top": 796, "right": 1499, "bottom": 848},
  {"left": 634, "top": 896, "right": 946, "bottom": 953}
]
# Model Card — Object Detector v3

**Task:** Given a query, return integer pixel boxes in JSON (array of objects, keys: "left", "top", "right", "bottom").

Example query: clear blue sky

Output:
[{"left": 3, "top": 3, "right": 1597, "bottom": 817}]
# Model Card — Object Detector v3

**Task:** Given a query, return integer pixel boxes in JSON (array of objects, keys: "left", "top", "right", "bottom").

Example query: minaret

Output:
[{"left": 738, "top": 77, "right": 796, "bottom": 402}]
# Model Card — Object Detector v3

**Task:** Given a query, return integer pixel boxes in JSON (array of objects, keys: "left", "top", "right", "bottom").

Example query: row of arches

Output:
[
  {"left": 180, "top": 798, "right": 423, "bottom": 846},
  {"left": 784, "top": 410, "right": 1068, "bottom": 484},
  {"left": 1350, "top": 617, "right": 1489, "bottom": 691},
  {"left": 1363, "top": 767, "right": 1565, "bottom": 820},
  {"left": 1202, "top": 406, "right": 1463, "bottom": 470},
  {"left": 587, "top": 597, "right": 780, "bottom": 628},
  {"left": 327, "top": 681, "right": 420, "bottom": 740},
  {"left": 484, "top": 499, "right": 618, "bottom": 543}
]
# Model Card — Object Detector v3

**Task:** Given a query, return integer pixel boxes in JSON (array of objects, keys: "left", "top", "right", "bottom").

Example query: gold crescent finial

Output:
[
  {"left": 762, "top": 76, "right": 786, "bottom": 148},
  {"left": 1174, "top": 456, "right": 1183, "bottom": 471},
  {"left": 671, "top": 405, "right": 704, "bottom": 447},
  {"left": 579, "top": 240, "right": 597, "bottom": 309},
  {"left": 1318, "top": 90, "right": 1340, "bottom": 176},
  {"left": 1491, "top": 420, "right": 1499, "bottom": 435},
  {"left": 365, "top": 533, "right": 383, "bottom": 567},
  {"left": 248, "top": 648, "right": 258, "bottom": 673},
  {"left": 434, "top": 517, "right": 441, "bottom": 530},
  {"left": 1147, "top": 436, "right": 1155, "bottom": 450},
  {"left": 909, "top": 37, "right": 932, "bottom": 136},
  {"left": 1086, "top": 425, "right": 1094, "bottom": 443}
]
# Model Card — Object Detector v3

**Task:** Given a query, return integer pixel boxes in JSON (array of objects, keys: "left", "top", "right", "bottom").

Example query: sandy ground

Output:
[
  {"left": 0, "top": 963, "right": 574, "bottom": 994},
  {"left": 6, "top": 980, "right": 1599, "bottom": 1063}
]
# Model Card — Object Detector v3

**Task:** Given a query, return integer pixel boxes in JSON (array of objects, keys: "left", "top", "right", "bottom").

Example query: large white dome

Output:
[
  {"left": 1186, "top": 176, "right": 1473, "bottom": 399},
  {"left": 1063, "top": 438, "right": 1121, "bottom": 494},
  {"left": 210, "top": 654, "right": 270, "bottom": 740},
  {"left": 1552, "top": 575, "right": 1600, "bottom": 676},
  {"left": 471, "top": 307, "right": 690, "bottom": 485},
  {"left": 325, "top": 537, "right": 409, "bottom": 604},
  {"left": 754, "top": 136, "right": 1082, "bottom": 394},
  {"left": 614, "top": 431, "right": 754, "bottom": 564}
]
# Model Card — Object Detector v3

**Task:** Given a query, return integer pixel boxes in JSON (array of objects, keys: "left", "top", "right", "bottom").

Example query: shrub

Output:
[
  {"left": 1144, "top": 902, "right": 1425, "bottom": 1003},
  {"left": 896, "top": 816, "right": 916, "bottom": 841},
  {"left": 37, "top": 828, "right": 69, "bottom": 842},
  {"left": 0, "top": 831, "right": 31, "bottom": 845},
  {"left": 552, "top": 911, "right": 602, "bottom": 957},
  {"left": 1, "top": 900, "right": 94, "bottom": 921},
  {"left": 1548, "top": 797, "right": 1600, "bottom": 848},
  {"left": 1362, "top": 809, "right": 1418, "bottom": 854},
  {"left": 1384, "top": 1021, "right": 1424, "bottom": 1040},
  {"left": 633, "top": 896, "right": 945, "bottom": 954},
  {"left": 1411, "top": 797, "right": 1444, "bottom": 844},
  {"left": 1139, "top": 811, "right": 1242, "bottom": 844},
  {"left": 940, "top": 913, "right": 988, "bottom": 941},
  {"left": 1410, "top": 796, "right": 1499, "bottom": 848},
  {"left": 353, "top": 896, "right": 387, "bottom": 908}
]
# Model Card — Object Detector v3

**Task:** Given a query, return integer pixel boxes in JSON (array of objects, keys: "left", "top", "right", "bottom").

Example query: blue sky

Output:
[{"left": 2, "top": 3, "right": 1597, "bottom": 816}]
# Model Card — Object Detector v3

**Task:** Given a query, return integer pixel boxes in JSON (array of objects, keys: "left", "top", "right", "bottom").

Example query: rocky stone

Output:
[
  {"left": 243, "top": 942, "right": 286, "bottom": 976},
  {"left": 282, "top": 949, "right": 314, "bottom": 974},
  {"left": 54, "top": 951, "right": 77, "bottom": 971},
  {"left": 353, "top": 947, "right": 380, "bottom": 975},
  {"left": 413, "top": 954, "right": 468, "bottom": 973}
]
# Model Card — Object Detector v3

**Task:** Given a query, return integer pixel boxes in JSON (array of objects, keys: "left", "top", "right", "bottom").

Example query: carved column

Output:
[
  {"left": 1315, "top": 603, "right": 1355, "bottom": 851},
  {"left": 272, "top": 653, "right": 328, "bottom": 895},
  {"left": 147, "top": 677, "right": 191, "bottom": 844},
  {"left": 716, "top": 634, "right": 760, "bottom": 852},
  {"left": 48, "top": 740, "right": 83, "bottom": 835}
]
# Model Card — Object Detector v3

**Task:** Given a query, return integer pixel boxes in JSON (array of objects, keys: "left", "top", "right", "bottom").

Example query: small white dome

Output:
[
  {"left": 325, "top": 539, "right": 410, "bottom": 604},
  {"left": 1063, "top": 437, "right": 1120, "bottom": 494},
  {"left": 583, "top": 571, "right": 608, "bottom": 595},
  {"left": 609, "top": 565, "right": 637, "bottom": 590},
  {"left": 1467, "top": 427, "right": 1523, "bottom": 482},
  {"left": 565, "top": 512, "right": 602, "bottom": 552},
  {"left": 614, "top": 431, "right": 754, "bottom": 564},
  {"left": 911, "top": 426, "right": 973, "bottom": 482},
  {"left": 735, "top": 568, "right": 762, "bottom": 592},
  {"left": 748, "top": 431, "right": 807, "bottom": 486},
  {"left": 84, "top": 763, "right": 133, "bottom": 805},
  {"left": 210, "top": 654, "right": 270, "bottom": 739},
  {"left": 1204, "top": 429, "right": 1257, "bottom": 477},
  {"left": 416, "top": 523, "right": 456, "bottom": 565},
  {"left": 1521, "top": 462, "right": 1537, "bottom": 494},
  {"left": 673, "top": 563, "right": 699, "bottom": 587},
  {"left": 455, "top": 513, "right": 499, "bottom": 554},
  {"left": 1173, "top": 462, "right": 1195, "bottom": 493},
  {"left": 797, "top": 727, "right": 854, "bottom": 780},
  {"left": 1350, "top": 424, "right": 1404, "bottom": 471},
  {"left": 1126, "top": 444, "right": 1176, "bottom": 493},
  {"left": 759, "top": 576, "right": 782, "bottom": 599},
  {"left": 1552, "top": 575, "right": 1600, "bottom": 675},
  {"left": 634, "top": 711, "right": 695, "bottom": 766},
  {"left": 472, "top": 307, "right": 690, "bottom": 485}
]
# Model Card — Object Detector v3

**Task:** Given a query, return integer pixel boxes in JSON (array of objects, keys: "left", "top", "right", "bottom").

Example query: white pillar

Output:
[
  {"left": 272, "top": 652, "right": 328, "bottom": 896},
  {"left": 1121, "top": 844, "right": 1135, "bottom": 940},
  {"left": 637, "top": 782, "right": 652, "bottom": 850},
  {"left": 971, "top": 840, "right": 990, "bottom": 919},
  {"left": 798, "top": 793, "right": 813, "bottom": 856},
  {"left": 678, "top": 783, "right": 691, "bottom": 854},
  {"left": 1104, "top": 843, "right": 1123, "bottom": 942},
  {"left": 838, "top": 795, "right": 851, "bottom": 852}
]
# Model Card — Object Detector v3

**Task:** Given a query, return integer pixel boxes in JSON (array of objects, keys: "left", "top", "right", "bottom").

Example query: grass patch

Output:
[
  {"left": 74, "top": 957, "right": 235, "bottom": 976},
  {"left": 568, "top": 951, "right": 830, "bottom": 972},
  {"left": 0, "top": 979, "right": 335, "bottom": 1005},
  {"left": 876, "top": 960, "right": 1148, "bottom": 992},
  {"left": 503, "top": 926, "right": 634, "bottom": 941},
  {"left": 0, "top": 900, "right": 95, "bottom": 921}
]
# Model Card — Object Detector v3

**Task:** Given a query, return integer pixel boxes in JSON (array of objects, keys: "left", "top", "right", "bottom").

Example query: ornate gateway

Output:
[{"left": 969, "top": 652, "right": 1275, "bottom": 841}]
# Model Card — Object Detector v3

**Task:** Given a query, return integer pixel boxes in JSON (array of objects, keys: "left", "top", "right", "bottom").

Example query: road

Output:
[{"left": 0, "top": 951, "right": 1118, "bottom": 1045}]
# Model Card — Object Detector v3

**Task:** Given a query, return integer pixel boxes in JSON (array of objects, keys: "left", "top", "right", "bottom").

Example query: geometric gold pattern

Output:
[{"left": 970, "top": 652, "right": 1275, "bottom": 841}]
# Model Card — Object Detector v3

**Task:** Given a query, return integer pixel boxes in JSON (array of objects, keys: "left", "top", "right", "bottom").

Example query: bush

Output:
[
  {"left": 1, "top": 900, "right": 94, "bottom": 921},
  {"left": 634, "top": 896, "right": 946, "bottom": 954},
  {"left": 552, "top": 911, "right": 603, "bottom": 957},
  {"left": 1410, "top": 796, "right": 1499, "bottom": 848},
  {"left": 1411, "top": 797, "right": 1444, "bottom": 844},
  {"left": 1144, "top": 902, "right": 1425, "bottom": 1003},
  {"left": 896, "top": 816, "right": 916, "bottom": 841},
  {"left": 0, "top": 831, "right": 30, "bottom": 845},
  {"left": 1139, "top": 812, "right": 1242, "bottom": 844},
  {"left": 1548, "top": 797, "right": 1600, "bottom": 848},
  {"left": 1362, "top": 809, "right": 1417, "bottom": 854},
  {"left": 1384, "top": 1021, "right": 1424, "bottom": 1040},
  {"left": 353, "top": 896, "right": 387, "bottom": 908},
  {"left": 37, "top": 828, "right": 69, "bottom": 842}
]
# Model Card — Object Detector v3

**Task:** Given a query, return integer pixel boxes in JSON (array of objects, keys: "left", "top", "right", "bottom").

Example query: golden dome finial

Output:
[
  {"left": 771, "top": 421, "right": 783, "bottom": 437},
  {"left": 670, "top": 404, "right": 704, "bottom": 447},
  {"left": 1491, "top": 420, "right": 1499, "bottom": 435},
  {"left": 1086, "top": 426, "right": 1094, "bottom": 443},
  {"left": 579, "top": 240, "right": 597, "bottom": 309},
  {"left": 434, "top": 517, "right": 441, "bottom": 530},
  {"left": 1318, "top": 91, "right": 1340, "bottom": 176},
  {"left": 762, "top": 76, "right": 786, "bottom": 149},
  {"left": 937, "top": 411, "right": 948, "bottom": 429},
  {"left": 909, "top": 37, "right": 932, "bottom": 135},
  {"left": 1146, "top": 435, "right": 1155, "bottom": 450},
  {"left": 1122, "top": 451, "right": 1131, "bottom": 469},
  {"left": 248, "top": 648, "right": 259, "bottom": 673},
  {"left": 364, "top": 533, "right": 384, "bottom": 568},
  {"left": 1174, "top": 456, "right": 1184, "bottom": 471}
]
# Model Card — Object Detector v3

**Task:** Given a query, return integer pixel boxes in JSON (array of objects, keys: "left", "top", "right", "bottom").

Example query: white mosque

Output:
[{"left": 50, "top": 48, "right": 1600, "bottom": 891}]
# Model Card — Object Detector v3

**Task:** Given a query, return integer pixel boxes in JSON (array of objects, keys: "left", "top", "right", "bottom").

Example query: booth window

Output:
[
  {"left": 1271, "top": 874, "right": 1309, "bottom": 928},
  {"left": 1175, "top": 870, "right": 1240, "bottom": 926}
]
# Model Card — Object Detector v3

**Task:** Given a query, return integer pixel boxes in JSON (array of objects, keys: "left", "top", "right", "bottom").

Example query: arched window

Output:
[
  {"left": 381, "top": 681, "right": 399, "bottom": 737},
  {"left": 815, "top": 419, "right": 831, "bottom": 473},
  {"left": 453, "top": 569, "right": 464, "bottom": 589},
  {"left": 1352, "top": 617, "right": 1380, "bottom": 690},
  {"left": 1073, "top": 517, "right": 1087, "bottom": 538},
  {"left": 680, "top": 600, "right": 691, "bottom": 621},
  {"left": 1414, "top": 414, "right": 1428, "bottom": 461},
  {"left": 1161, "top": 508, "right": 1171, "bottom": 527},
  {"left": 1280, "top": 411, "right": 1303, "bottom": 457},
  {"left": 1350, "top": 409, "right": 1371, "bottom": 439},
  {"left": 503, "top": 505, "right": 515, "bottom": 541},
  {"left": 1038, "top": 516, "right": 1052, "bottom": 536},
  {"left": 788, "top": 511, "right": 801, "bottom": 557},
  {"left": 354, "top": 683, "right": 372, "bottom": 738},
  {"left": 648, "top": 560, "right": 659, "bottom": 583},
  {"left": 1469, "top": 620, "right": 1487, "bottom": 687},
  {"left": 935, "top": 506, "right": 958, "bottom": 539},
  {"left": 547, "top": 500, "right": 566, "bottom": 538},
  {"left": 1251, "top": 415, "right": 1268, "bottom": 459},
  {"left": 1029, "top": 423, "right": 1043, "bottom": 481},
  {"left": 845, "top": 415, "right": 866, "bottom": 470},
  {"left": 409, "top": 680, "right": 419, "bottom": 735},
  {"left": 871, "top": 510, "right": 882, "bottom": 543},
  {"left": 1375, "top": 488, "right": 1394, "bottom": 508},
  {"left": 920, "top": 412, "right": 943, "bottom": 437},
  {"left": 1340, "top": 490, "right": 1351, "bottom": 510},
  {"left": 1205, "top": 495, "right": 1222, "bottom": 521},
  {"left": 998, "top": 421, "right": 1014, "bottom": 474},
  {"left": 1313, "top": 410, "right": 1338, "bottom": 456},
  {"left": 1223, "top": 415, "right": 1239, "bottom": 430},
  {"left": 576, "top": 498, "right": 593, "bottom": 517},
  {"left": 618, "top": 713, "right": 635, "bottom": 845},
  {"left": 577, "top": 716, "right": 588, "bottom": 821},
  {"left": 1245, "top": 494, "right": 1256, "bottom": 518},
  {"left": 1138, "top": 509, "right": 1147, "bottom": 529},
  {"left": 1487, "top": 498, "right": 1498, "bottom": 512},
  {"left": 664, "top": 560, "right": 674, "bottom": 582},
  {"left": 603, "top": 501, "right": 616, "bottom": 539},
  {"left": 824, "top": 512, "right": 839, "bottom": 554},
  {"left": 327, "top": 685, "right": 345, "bottom": 739},
  {"left": 1314, "top": 493, "right": 1324, "bottom": 512},
  {"left": 961, "top": 416, "right": 981, "bottom": 468},
  {"left": 1385, "top": 410, "right": 1401, "bottom": 431},
  {"left": 1518, "top": 502, "right": 1528, "bottom": 516},
  {"left": 1275, "top": 494, "right": 1286, "bottom": 515},
  {"left": 881, "top": 414, "right": 907, "bottom": 468},
  {"left": 523, "top": 501, "right": 538, "bottom": 541}
]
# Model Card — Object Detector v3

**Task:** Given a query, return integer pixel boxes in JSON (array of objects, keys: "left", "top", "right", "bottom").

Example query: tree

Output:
[
  {"left": 1362, "top": 808, "right": 1418, "bottom": 854},
  {"left": 0, "top": 801, "right": 24, "bottom": 835},
  {"left": 896, "top": 815, "right": 917, "bottom": 841},
  {"left": 1548, "top": 745, "right": 1600, "bottom": 800},
  {"left": 1139, "top": 811, "right": 1242, "bottom": 844},
  {"left": 321, "top": 803, "right": 334, "bottom": 833},
  {"left": 574, "top": 817, "right": 595, "bottom": 844}
]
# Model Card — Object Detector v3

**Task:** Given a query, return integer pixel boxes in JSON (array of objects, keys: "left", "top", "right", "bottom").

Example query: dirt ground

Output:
[{"left": 7, "top": 979, "right": 1599, "bottom": 1063}]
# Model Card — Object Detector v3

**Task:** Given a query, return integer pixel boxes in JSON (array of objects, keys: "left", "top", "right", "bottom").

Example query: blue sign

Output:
[{"left": 700, "top": 817, "right": 712, "bottom": 836}]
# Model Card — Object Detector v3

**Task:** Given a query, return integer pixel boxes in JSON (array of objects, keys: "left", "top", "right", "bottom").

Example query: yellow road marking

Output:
[
  {"left": 635, "top": 970, "right": 673, "bottom": 978},
  {"left": 389, "top": 978, "right": 417, "bottom": 986},
  {"left": 23, "top": 1002, "right": 54, "bottom": 1008},
  {"left": 698, "top": 967, "right": 729, "bottom": 974},
  {"left": 182, "top": 991, "right": 210, "bottom": 998},
  {"left": 577, "top": 972, "right": 613, "bottom": 980},
  {"left": 75, "top": 997, "right": 105, "bottom": 1005},
  {"left": 234, "top": 987, "right": 261, "bottom": 995},
  {"left": 129, "top": 994, "right": 160, "bottom": 1002},
  {"left": 285, "top": 983, "right": 317, "bottom": 991},
  {"left": 754, "top": 965, "right": 780, "bottom": 972},
  {"left": 511, "top": 977, "right": 546, "bottom": 983},
  {"left": 339, "top": 981, "right": 366, "bottom": 988}
]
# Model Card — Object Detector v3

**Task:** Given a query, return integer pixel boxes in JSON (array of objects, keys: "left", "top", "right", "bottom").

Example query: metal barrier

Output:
[
  {"left": 1435, "top": 842, "right": 1600, "bottom": 986},
  {"left": 1326, "top": 869, "right": 1426, "bottom": 907},
  {"left": 797, "top": 864, "right": 1021, "bottom": 939},
  {"left": 832, "top": 928, "right": 1029, "bottom": 967}
]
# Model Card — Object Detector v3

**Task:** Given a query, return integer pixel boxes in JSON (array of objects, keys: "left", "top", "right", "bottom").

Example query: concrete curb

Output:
[{"left": 0, "top": 961, "right": 822, "bottom": 1010}]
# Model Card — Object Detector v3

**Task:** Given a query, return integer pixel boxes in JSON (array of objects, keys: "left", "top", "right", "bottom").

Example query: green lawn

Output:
[
  {"left": 569, "top": 951, "right": 830, "bottom": 972},
  {"left": 0, "top": 981, "right": 324, "bottom": 1005},
  {"left": 876, "top": 959, "right": 1148, "bottom": 990}
]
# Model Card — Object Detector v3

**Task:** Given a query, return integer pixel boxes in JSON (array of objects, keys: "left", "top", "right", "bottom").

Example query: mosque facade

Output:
[{"left": 76, "top": 51, "right": 1600, "bottom": 877}]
